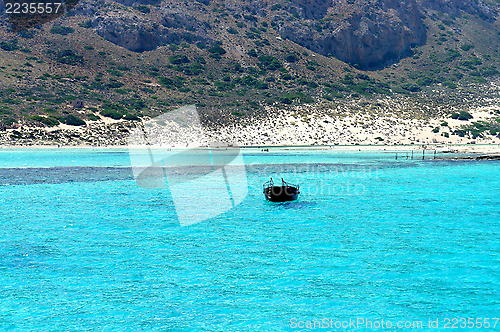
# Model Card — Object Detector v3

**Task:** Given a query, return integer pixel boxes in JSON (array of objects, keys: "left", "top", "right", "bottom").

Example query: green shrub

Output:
[
  {"left": 126, "top": 98, "right": 146, "bottom": 110},
  {"left": 50, "top": 26, "right": 75, "bottom": 35},
  {"left": 208, "top": 44, "right": 226, "bottom": 58},
  {"left": 123, "top": 113, "right": 140, "bottom": 121},
  {"left": 227, "top": 27, "right": 238, "bottom": 34},
  {"left": 306, "top": 61, "right": 319, "bottom": 71},
  {"left": 281, "top": 92, "right": 313, "bottom": 104},
  {"left": 63, "top": 114, "right": 86, "bottom": 126},
  {"left": 235, "top": 75, "right": 256, "bottom": 87},
  {"left": 468, "top": 76, "right": 487, "bottom": 84},
  {"left": 18, "top": 30, "right": 36, "bottom": 39},
  {"left": 432, "top": 127, "right": 440, "bottom": 133},
  {"left": 461, "top": 57, "right": 482, "bottom": 69},
  {"left": 280, "top": 97, "right": 292, "bottom": 104},
  {"left": 100, "top": 109, "right": 123, "bottom": 119},
  {"left": 57, "top": 49, "right": 84, "bottom": 65},
  {"left": 254, "top": 81, "right": 269, "bottom": 89},
  {"left": 179, "top": 63, "right": 204, "bottom": 76},
  {"left": 285, "top": 53, "right": 299, "bottom": 63},
  {"left": 1, "top": 98, "right": 22, "bottom": 105},
  {"left": 452, "top": 121, "right": 495, "bottom": 139},
  {"left": 169, "top": 54, "right": 190, "bottom": 65},
  {"left": 458, "top": 111, "right": 473, "bottom": 121},
  {"left": 460, "top": 44, "right": 474, "bottom": 51},
  {"left": 247, "top": 49, "right": 258, "bottom": 57},
  {"left": 257, "top": 55, "right": 282, "bottom": 70},
  {"left": 443, "top": 81, "right": 457, "bottom": 89},
  {"left": 306, "top": 81, "right": 319, "bottom": 89},
  {"left": 107, "top": 80, "right": 124, "bottom": 88},
  {"left": 159, "top": 77, "right": 174, "bottom": 88},
  {"left": 243, "top": 14, "right": 257, "bottom": 22},
  {"left": 214, "top": 81, "right": 234, "bottom": 91},
  {"left": 3, "top": 118, "right": 16, "bottom": 126},
  {"left": 445, "top": 49, "right": 461, "bottom": 62},
  {"left": 133, "top": 5, "right": 150, "bottom": 13},
  {"left": 107, "top": 69, "right": 123, "bottom": 77},
  {"left": 416, "top": 76, "right": 435, "bottom": 87},
  {"left": 0, "top": 39, "right": 19, "bottom": 51},
  {"left": 328, "top": 92, "right": 343, "bottom": 98},
  {"left": 481, "top": 67, "right": 499, "bottom": 77},
  {"left": 356, "top": 74, "right": 370, "bottom": 80},
  {"left": 196, "top": 42, "right": 206, "bottom": 49},
  {"left": 451, "top": 111, "right": 473, "bottom": 121},
  {"left": 159, "top": 76, "right": 185, "bottom": 89},
  {"left": 79, "top": 20, "right": 93, "bottom": 28},
  {"left": 87, "top": 114, "right": 100, "bottom": 121},
  {"left": 31, "top": 115, "right": 59, "bottom": 127},
  {"left": 100, "top": 102, "right": 126, "bottom": 119}
]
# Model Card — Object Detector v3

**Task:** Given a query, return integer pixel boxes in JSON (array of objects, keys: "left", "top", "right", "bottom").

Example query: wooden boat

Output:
[{"left": 263, "top": 178, "right": 300, "bottom": 202}]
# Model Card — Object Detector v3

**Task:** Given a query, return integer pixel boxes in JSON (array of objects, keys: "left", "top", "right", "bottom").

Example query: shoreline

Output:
[{"left": 0, "top": 143, "right": 499, "bottom": 154}]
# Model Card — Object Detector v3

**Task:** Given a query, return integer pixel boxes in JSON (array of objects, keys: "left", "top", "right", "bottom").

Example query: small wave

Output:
[{"left": 268, "top": 201, "right": 317, "bottom": 209}]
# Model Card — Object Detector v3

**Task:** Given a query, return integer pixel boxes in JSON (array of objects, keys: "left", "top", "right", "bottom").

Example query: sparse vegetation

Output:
[
  {"left": 63, "top": 114, "right": 86, "bottom": 126},
  {"left": 0, "top": 39, "right": 19, "bottom": 51},
  {"left": 56, "top": 50, "right": 84, "bottom": 65},
  {"left": 207, "top": 44, "right": 226, "bottom": 59},
  {"left": 133, "top": 5, "right": 150, "bottom": 13},
  {"left": 31, "top": 115, "right": 59, "bottom": 127},
  {"left": 50, "top": 26, "right": 75, "bottom": 35},
  {"left": 453, "top": 120, "right": 500, "bottom": 138},
  {"left": 451, "top": 111, "right": 473, "bottom": 121}
]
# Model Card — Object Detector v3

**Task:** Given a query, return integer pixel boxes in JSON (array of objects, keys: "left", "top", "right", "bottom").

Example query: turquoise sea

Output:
[{"left": 0, "top": 148, "right": 499, "bottom": 331}]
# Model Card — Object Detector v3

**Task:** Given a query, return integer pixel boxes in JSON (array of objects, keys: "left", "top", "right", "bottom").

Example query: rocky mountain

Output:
[
  {"left": 77, "top": 0, "right": 498, "bottom": 69},
  {"left": 1, "top": 0, "right": 500, "bottom": 142},
  {"left": 278, "top": 0, "right": 426, "bottom": 69}
]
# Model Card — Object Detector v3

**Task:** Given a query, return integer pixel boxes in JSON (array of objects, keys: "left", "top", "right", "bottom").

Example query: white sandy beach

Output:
[{"left": 1, "top": 103, "right": 500, "bottom": 156}]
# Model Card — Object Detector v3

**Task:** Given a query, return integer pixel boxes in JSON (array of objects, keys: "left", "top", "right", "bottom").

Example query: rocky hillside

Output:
[
  {"left": 1, "top": 0, "right": 500, "bottom": 143},
  {"left": 80, "top": 0, "right": 498, "bottom": 69}
]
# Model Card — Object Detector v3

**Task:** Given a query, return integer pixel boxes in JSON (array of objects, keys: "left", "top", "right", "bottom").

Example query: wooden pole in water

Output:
[
  {"left": 422, "top": 149, "right": 425, "bottom": 160},
  {"left": 434, "top": 150, "right": 436, "bottom": 159},
  {"left": 396, "top": 153, "right": 398, "bottom": 160}
]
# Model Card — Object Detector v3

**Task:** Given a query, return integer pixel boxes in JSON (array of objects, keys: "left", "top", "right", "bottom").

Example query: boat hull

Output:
[{"left": 264, "top": 186, "right": 299, "bottom": 202}]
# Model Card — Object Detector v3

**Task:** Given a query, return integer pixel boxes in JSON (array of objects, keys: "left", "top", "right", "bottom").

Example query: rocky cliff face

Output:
[
  {"left": 278, "top": 0, "right": 427, "bottom": 69},
  {"left": 78, "top": 0, "right": 209, "bottom": 52},
  {"left": 418, "top": 0, "right": 497, "bottom": 22},
  {"left": 76, "top": 0, "right": 498, "bottom": 69},
  {"left": 92, "top": 16, "right": 161, "bottom": 52}
]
